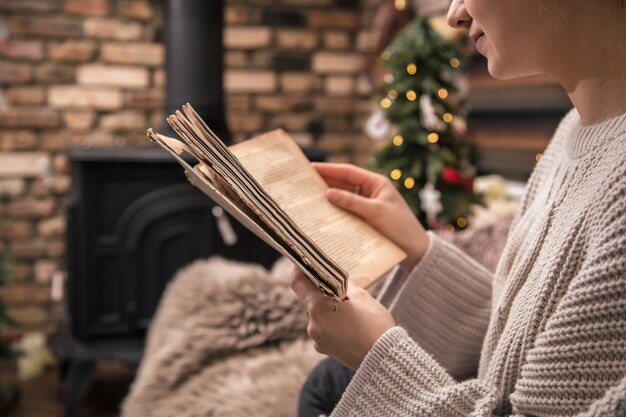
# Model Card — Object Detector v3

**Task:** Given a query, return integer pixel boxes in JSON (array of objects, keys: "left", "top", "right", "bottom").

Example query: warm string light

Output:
[
  {"left": 381, "top": 51, "right": 391, "bottom": 61},
  {"left": 437, "top": 88, "right": 449, "bottom": 99},
  {"left": 445, "top": 224, "right": 455, "bottom": 232},
  {"left": 380, "top": 98, "right": 392, "bottom": 108},
  {"left": 392, "top": 135, "right": 403, "bottom": 146},
  {"left": 406, "top": 63, "right": 417, "bottom": 75},
  {"left": 450, "top": 58, "right": 460, "bottom": 68},
  {"left": 394, "top": 0, "right": 406, "bottom": 10},
  {"left": 390, "top": 169, "right": 402, "bottom": 180},
  {"left": 443, "top": 113, "right": 454, "bottom": 123},
  {"left": 457, "top": 217, "right": 467, "bottom": 228},
  {"left": 404, "top": 177, "right": 415, "bottom": 189},
  {"left": 427, "top": 132, "right": 439, "bottom": 143},
  {"left": 388, "top": 89, "right": 398, "bottom": 99},
  {"left": 406, "top": 90, "right": 417, "bottom": 101}
]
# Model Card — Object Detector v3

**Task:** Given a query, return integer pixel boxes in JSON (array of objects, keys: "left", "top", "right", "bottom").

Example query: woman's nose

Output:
[{"left": 447, "top": 0, "right": 472, "bottom": 29}]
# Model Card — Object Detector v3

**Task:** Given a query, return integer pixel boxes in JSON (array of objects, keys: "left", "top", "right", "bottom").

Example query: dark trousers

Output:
[{"left": 297, "top": 357, "right": 355, "bottom": 417}]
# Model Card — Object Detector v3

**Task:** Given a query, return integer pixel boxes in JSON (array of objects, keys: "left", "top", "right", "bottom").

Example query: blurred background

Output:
[{"left": 0, "top": 0, "right": 570, "bottom": 416}]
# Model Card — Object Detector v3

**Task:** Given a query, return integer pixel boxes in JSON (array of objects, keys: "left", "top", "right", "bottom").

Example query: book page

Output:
[{"left": 230, "top": 130, "right": 406, "bottom": 288}]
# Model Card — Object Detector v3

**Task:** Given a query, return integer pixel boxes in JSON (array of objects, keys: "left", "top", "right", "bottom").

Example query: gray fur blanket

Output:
[{"left": 122, "top": 214, "right": 513, "bottom": 417}]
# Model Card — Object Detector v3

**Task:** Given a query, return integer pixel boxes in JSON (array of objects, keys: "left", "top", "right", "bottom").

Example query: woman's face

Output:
[{"left": 447, "top": 0, "right": 570, "bottom": 80}]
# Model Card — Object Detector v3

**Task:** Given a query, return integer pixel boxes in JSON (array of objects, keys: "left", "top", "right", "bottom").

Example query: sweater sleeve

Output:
[
  {"left": 331, "top": 173, "right": 626, "bottom": 417},
  {"left": 379, "top": 231, "right": 493, "bottom": 378}
]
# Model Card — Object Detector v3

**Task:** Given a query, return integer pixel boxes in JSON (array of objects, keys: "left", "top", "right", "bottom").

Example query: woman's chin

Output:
[{"left": 486, "top": 59, "right": 528, "bottom": 81}]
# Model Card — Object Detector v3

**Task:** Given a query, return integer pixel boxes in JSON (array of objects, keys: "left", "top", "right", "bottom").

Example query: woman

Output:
[{"left": 291, "top": 0, "right": 626, "bottom": 415}]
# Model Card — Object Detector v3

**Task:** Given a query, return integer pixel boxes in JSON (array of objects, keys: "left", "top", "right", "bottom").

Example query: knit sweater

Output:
[{"left": 332, "top": 109, "right": 626, "bottom": 417}]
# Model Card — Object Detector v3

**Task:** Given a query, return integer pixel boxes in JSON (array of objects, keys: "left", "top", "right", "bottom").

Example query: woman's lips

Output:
[{"left": 470, "top": 32, "right": 485, "bottom": 52}]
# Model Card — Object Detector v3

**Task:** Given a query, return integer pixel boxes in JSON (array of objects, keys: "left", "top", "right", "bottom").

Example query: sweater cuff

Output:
[
  {"left": 384, "top": 232, "right": 493, "bottom": 378},
  {"left": 332, "top": 326, "right": 455, "bottom": 416}
]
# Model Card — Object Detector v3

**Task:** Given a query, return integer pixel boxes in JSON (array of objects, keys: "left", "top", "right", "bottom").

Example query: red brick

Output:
[
  {"left": 276, "top": 30, "right": 318, "bottom": 51},
  {"left": 7, "top": 263, "right": 32, "bottom": 282},
  {"left": 225, "top": 5, "right": 253, "bottom": 25},
  {"left": 100, "top": 110, "right": 147, "bottom": 131},
  {"left": 0, "top": 108, "right": 60, "bottom": 129},
  {"left": 7, "top": 306, "right": 48, "bottom": 325},
  {"left": 324, "top": 76, "right": 354, "bottom": 96},
  {"left": 125, "top": 89, "right": 164, "bottom": 109},
  {"left": 35, "top": 63, "right": 75, "bottom": 83},
  {"left": 63, "top": 0, "right": 110, "bottom": 16},
  {"left": 101, "top": 42, "right": 164, "bottom": 66},
  {"left": 227, "top": 112, "right": 265, "bottom": 134},
  {"left": 314, "top": 97, "right": 359, "bottom": 114},
  {"left": 225, "top": 70, "right": 277, "bottom": 93},
  {"left": 152, "top": 69, "right": 165, "bottom": 87},
  {"left": 48, "top": 40, "right": 97, "bottom": 62},
  {"left": 10, "top": 15, "right": 84, "bottom": 38},
  {"left": 38, "top": 217, "right": 65, "bottom": 238},
  {"left": 6, "top": 87, "right": 46, "bottom": 106},
  {"left": 9, "top": 199, "right": 57, "bottom": 220},
  {"left": 225, "top": 27, "right": 272, "bottom": 49},
  {"left": 77, "top": 64, "right": 149, "bottom": 88},
  {"left": 119, "top": 0, "right": 154, "bottom": 21},
  {"left": 280, "top": 72, "right": 317, "bottom": 93},
  {"left": 0, "top": 179, "right": 26, "bottom": 197},
  {"left": 255, "top": 95, "right": 311, "bottom": 112},
  {"left": 226, "top": 95, "right": 251, "bottom": 111},
  {"left": 268, "top": 114, "right": 312, "bottom": 131},
  {"left": 0, "top": 152, "right": 49, "bottom": 177},
  {"left": 34, "top": 259, "right": 59, "bottom": 284},
  {"left": 225, "top": 51, "right": 248, "bottom": 68},
  {"left": 308, "top": 10, "right": 360, "bottom": 30},
  {"left": 0, "top": 40, "right": 44, "bottom": 61},
  {"left": 61, "top": 111, "right": 96, "bottom": 131},
  {"left": 84, "top": 18, "right": 143, "bottom": 40},
  {"left": 0, "top": 285, "right": 50, "bottom": 304},
  {"left": 0, "top": 62, "right": 32, "bottom": 84},
  {"left": 323, "top": 31, "right": 351, "bottom": 50},
  {"left": 0, "top": 0, "right": 60, "bottom": 12},
  {"left": 0, "top": 221, "right": 34, "bottom": 239},
  {"left": 54, "top": 154, "right": 70, "bottom": 174},
  {"left": 0, "top": 130, "right": 38, "bottom": 151},
  {"left": 48, "top": 86, "right": 123, "bottom": 110},
  {"left": 312, "top": 52, "right": 363, "bottom": 73},
  {"left": 40, "top": 130, "right": 122, "bottom": 150}
]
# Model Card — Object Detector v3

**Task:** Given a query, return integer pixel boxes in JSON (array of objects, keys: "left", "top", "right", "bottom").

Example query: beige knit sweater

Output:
[{"left": 332, "top": 109, "right": 626, "bottom": 417}]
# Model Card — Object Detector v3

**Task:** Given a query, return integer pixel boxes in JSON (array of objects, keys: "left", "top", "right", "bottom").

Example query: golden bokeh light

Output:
[
  {"left": 457, "top": 217, "right": 467, "bottom": 228},
  {"left": 437, "top": 88, "right": 449, "bottom": 99},
  {"left": 392, "top": 135, "right": 404, "bottom": 146},
  {"left": 427, "top": 132, "right": 439, "bottom": 143},
  {"left": 404, "top": 177, "right": 415, "bottom": 189},
  {"left": 406, "top": 90, "right": 417, "bottom": 101},
  {"left": 388, "top": 89, "right": 398, "bottom": 99},
  {"left": 406, "top": 63, "right": 417, "bottom": 75},
  {"left": 450, "top": 58, "right": 460, "bottom": 68},
  {"left": 443, "top": 113, "right": 454, "bottom": 123},
  {"left": 390, "top": 169, "right": 402, "bottom": 180},
  {"left": 380, "top": 98, "right": 392, "bottom": 108}
]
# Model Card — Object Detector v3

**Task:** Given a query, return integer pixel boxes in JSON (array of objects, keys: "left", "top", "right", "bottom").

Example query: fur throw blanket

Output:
[{"left": 122, "top": 214, "right": 514, "bottom": 417}]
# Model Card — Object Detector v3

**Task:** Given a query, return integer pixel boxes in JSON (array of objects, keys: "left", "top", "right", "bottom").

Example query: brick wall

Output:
[{"left": 0, "top": 0, "right": 374, "bottom": 335}]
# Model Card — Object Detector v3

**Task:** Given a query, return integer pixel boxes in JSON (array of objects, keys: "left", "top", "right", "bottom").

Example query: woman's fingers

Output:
[
  {"left": 326, "top": 188, "right": 381, "bottom": 220},
  {"left": 312, "top": 162, "right": 383, "bottom": 196},
  {"left": 290, "top": 269, "right": 327, "bottom": 306}
]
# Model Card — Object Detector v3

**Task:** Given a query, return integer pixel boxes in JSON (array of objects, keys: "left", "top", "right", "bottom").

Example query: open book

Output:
[{"left": 148, "top": 104, "right": 406, "bottom": 301}]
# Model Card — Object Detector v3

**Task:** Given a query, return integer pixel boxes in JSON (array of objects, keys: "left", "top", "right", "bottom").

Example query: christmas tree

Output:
[{"left": 368, "top": 16, "right": 482, "bottom": 230}]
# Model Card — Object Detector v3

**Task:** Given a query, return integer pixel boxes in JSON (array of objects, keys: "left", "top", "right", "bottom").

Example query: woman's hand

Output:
[
  {"left": 313, "top": 162, "right": 429, "bottom": 271},
  {"left": 291, "top": 269, "right": 396, "bottom": 371}
]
